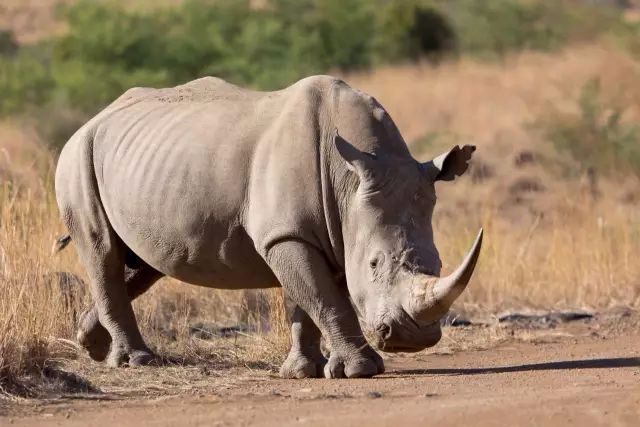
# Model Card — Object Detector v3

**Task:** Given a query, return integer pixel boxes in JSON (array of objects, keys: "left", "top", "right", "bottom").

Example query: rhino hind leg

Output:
[
  {"left": 77, "top": 259, "right": 164, "bottom": 362},
  {"left": 60, "top": 204, "right": 159, "bottom": 367},
  {"left": 84, "top": 238, "right": 158, "bottom": 368},
  {"left": 279, "top": 300, "right": 326, "bottom": 379}
]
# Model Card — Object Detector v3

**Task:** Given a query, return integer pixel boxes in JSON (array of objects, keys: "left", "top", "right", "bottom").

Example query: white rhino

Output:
[{"left": 55, "top": 75, "right": 482, "bottom": 378}]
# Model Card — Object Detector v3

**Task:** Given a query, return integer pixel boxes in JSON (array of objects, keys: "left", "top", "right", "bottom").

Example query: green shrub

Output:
[
  {"left": 542, "top": 78, "right": 640, "bottom": 179},
  {"left": 53, "top": 0, "right": 378, "bottom": 88},
  {"left": 51, "top": 60, "right": 168, "bottom": 111},
  {"left": 373, "top": 0, "right": 455, "bottom": 62},
  {"left": 423, "top": 0, "right": 629, "bottom": 59},
  {"left": 0, "top": 47, "right": 54, "bottom": 115},
  {"left": 0, "top": 30, "right": 18, "bottom": 57},
  {"left": 0, "top": 0, "right": 631, "bottom": 135}
]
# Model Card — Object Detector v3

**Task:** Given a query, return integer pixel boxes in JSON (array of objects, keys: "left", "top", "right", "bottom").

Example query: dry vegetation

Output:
[{"left": 1, "top": 43, "right": 640, "bottom": 396}]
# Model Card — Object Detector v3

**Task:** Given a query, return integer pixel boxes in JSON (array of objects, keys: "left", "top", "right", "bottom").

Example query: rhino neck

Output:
[
  {"left": 318, "top": 77, "right": 409, "bottom": 272},
  {"left": 319, "top": 130, "right": 359, "bottom": 271}
]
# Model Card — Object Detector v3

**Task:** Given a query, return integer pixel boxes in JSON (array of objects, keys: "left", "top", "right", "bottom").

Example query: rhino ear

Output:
[
  {"left": 423, "top": 145, "right": 476, "bottom": 182},
  {"left": 334, "top": 131, "right": 377, "bottom": 179}
]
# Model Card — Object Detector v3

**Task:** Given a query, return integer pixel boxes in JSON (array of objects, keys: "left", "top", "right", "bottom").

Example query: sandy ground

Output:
[{"left": 2, "top": 316, "right": 639, "bottom": 427}]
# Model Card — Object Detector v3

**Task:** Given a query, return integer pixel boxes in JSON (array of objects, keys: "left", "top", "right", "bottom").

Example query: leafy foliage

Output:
[
  {"left": 0, "top": 0, "right": 630, "bottom": 148},
  {"left": 542, "top": 78, "right": 640, "bottom": 178}
]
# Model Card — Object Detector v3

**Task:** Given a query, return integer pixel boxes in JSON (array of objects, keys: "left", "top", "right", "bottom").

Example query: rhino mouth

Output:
[{"left": 372, "top": 314, "right": 441, "bottom": 353}]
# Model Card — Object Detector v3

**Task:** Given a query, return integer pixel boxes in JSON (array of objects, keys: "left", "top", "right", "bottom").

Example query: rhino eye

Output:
[{"left": 369, "top": 253, "right": 384, "bottom": 270}]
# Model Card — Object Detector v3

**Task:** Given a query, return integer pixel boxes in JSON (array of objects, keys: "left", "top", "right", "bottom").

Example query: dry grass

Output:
[
  {"left": 0, "top": 168, "right": 74, "bottom": 395},
  {"left": 1, "top": 43, "right": 640, "bottom": 396},
  {"left": 0, "top": 124, "right": 289, "bottom": 395},
  {"left": 438, "top": 199, "right": 640, "bottom": 311}
]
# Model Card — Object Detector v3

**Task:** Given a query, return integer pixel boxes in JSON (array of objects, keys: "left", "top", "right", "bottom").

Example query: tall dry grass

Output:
[
  {"left": 437, "top": 197, "right": 640, "bottom": 312},
  {"left": 0, "top": 124, "right": 289, "bottom": 394},
  {"left": 1, "top": 43, "right": 640, "bottom": 395},
  {"left": 0, "top": 126, "right": 73, "bottom": 394}
]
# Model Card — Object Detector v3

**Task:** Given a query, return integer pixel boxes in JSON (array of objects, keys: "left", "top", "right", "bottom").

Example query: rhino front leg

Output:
[
  {"left": 266, "top": 240, "right": 384, "bottom": 379},
  {"left": 279, "top": 300, "right": 326, "bottom": 378}
]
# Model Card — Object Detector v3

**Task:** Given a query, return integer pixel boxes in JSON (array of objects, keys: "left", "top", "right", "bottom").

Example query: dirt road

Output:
[{"left": 3, "top": 322, "right": 640, "bottom": 426}]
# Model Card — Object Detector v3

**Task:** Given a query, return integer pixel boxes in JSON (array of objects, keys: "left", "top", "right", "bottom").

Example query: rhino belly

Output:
[
  {"left": 96, "top": 122, "right": 278, "bottom": 289},
  {"left": 103, "top": 194, "right": 277, "bottom": 289}
]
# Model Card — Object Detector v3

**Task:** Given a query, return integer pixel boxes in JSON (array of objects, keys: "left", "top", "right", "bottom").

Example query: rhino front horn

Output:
[{"left": 431, "top": 228, "right": 483, "bottom": 308}]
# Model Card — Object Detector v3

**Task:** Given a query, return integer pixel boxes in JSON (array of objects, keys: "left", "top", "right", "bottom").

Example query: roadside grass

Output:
[
  {"left": 438, "top": 198, "right": 640, "bottom": 312},
  {"left": 2, "top": 43, "right": 640, "bottom": 397}
]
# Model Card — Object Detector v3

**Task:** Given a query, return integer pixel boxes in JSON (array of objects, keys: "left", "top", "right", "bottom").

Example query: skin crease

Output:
[{"left": 55, "top": 75, "right": 476, "bottom": 378}]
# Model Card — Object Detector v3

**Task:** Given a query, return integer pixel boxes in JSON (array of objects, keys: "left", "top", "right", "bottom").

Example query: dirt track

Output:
[{"left": 3, "top": 321, "right": 639, "bottom": 427}]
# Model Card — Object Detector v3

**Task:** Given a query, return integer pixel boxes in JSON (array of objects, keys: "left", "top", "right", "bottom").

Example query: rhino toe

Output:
[
  {"left": 106, "top": 346, "right": 160, "bottom": 368},
  {"left": 77, "top": 308, "right": 111, "bottom": 362},
  {"left": 279, "top": 351, "right": 326, "bottom": 379},
  {"left": 324, "top": 347, "right": 384, "bottom": 379}
]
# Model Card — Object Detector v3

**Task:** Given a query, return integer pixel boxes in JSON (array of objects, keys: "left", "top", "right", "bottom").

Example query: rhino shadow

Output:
[{"left": 391, "top": 357, "right": 640, "bottom": 376}]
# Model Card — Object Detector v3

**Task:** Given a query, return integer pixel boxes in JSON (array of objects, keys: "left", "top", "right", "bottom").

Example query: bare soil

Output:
[{"left": 2, "top": 313, "right": 639, "bottom": 427}]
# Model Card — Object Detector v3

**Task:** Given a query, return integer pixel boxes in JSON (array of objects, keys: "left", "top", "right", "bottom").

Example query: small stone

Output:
[{"left": 367, "top": 391, "right": 383, "bottom": 399}]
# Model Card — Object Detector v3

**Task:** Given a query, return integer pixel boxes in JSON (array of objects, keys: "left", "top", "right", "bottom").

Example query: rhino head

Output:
[{"left": 336, "top": 137, "right": 482, "bottom": 352}]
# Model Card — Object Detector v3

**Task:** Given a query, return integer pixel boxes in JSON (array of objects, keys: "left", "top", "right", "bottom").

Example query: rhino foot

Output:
[
  {"left": 279, "top": 350, "right": 326, "bottom": 379},
  {"left": 106, "top": 345, "right": 160, "bottom": 368},
  {"left": 77, "top": 308, "right": 111, "bottom": 362},
  {"left": 324, "top": 346, "right": 385, "bottom": 379}
]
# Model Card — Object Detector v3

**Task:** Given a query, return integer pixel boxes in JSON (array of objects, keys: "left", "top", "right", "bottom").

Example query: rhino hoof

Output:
[
  {"left": 324, "top": 348, "right": 385, "bottom": 379},
  {"left": 77, "top": 309, "right": 111, "bottom": 362},
  {"left": 106, "top": 347, "right": 160, "bottom": 368},
  {"left": 279, "top": 352, "right": 326, "bottom": 379}
]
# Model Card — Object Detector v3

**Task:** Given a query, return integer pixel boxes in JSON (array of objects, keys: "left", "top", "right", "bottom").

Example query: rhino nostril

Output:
[{"left": 377, "top": 323, "right": 392, "bottom": 340}]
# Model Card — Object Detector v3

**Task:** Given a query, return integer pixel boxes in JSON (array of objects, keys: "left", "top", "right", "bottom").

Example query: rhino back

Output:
[{"left": 84, "top": 76, "right": 337, "bottom": 288}]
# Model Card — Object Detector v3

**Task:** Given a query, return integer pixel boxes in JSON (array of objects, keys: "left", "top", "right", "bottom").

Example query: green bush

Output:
[
  {"left": 436, "top": 0, "right": 626, "bottom": 58},
  {"left": 542, "top": 78, "right": 640, "bottom": 179},
  {"left": 0, "top": 47, "right": 54, "bottom": 115},
  {"left": 373, "top": 0, "right": 455, "bottom": 62},
  {"left": 0, "top": 30, "right": 18, "bottom": 57},
  {"left": 442, "top": 0, "right": 569, "bottom": 56},
  {"left": 53, "top": 0, "right": 379, "bottom": 89},
  {"left": 0, "top": 0, "right": 631, "bottom": 144}
]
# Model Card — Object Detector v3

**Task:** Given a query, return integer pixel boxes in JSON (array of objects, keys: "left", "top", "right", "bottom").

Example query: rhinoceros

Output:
[{"left": 54, "top": 75, "right": 482, "bottom": 378}]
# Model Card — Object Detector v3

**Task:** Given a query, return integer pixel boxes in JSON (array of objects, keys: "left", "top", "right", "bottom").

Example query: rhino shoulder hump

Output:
[{"left": 112, "top": 86, "right": 156, "bottom": 104}]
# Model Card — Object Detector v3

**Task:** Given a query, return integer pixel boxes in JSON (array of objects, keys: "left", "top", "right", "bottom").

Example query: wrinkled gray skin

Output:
[{"left": 55, "top": 75, "right": 481, "bottom": 378}]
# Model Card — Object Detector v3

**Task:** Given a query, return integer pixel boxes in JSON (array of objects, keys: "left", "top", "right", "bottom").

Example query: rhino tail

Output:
[{"left": 52, "top": 234, "right": 72, "bottom": 255}]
